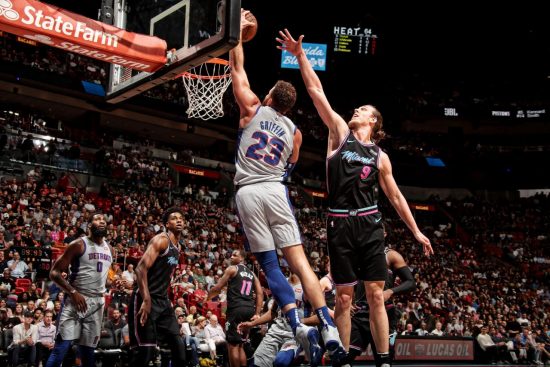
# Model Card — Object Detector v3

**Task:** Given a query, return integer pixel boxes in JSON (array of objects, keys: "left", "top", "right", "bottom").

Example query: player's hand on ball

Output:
[{"left": 240, "top": 9, "right": 254, "bottom": 29}]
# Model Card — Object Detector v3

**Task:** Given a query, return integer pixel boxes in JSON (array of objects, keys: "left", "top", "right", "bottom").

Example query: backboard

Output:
[{"left": 106, "top": 0, "right": 240, "bottom": 104}]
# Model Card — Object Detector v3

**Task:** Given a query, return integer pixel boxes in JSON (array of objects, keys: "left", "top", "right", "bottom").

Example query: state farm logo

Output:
[
  {"left": 0, "top": 0, "right": 19, "bottom": 21},
  {"left": 23, "top": 34, "right": 54, "bottom": 45}
]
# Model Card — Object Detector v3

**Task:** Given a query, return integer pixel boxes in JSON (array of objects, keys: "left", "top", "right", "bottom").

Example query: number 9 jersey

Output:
[{"left": 234, "top": 106, "right": 296, "bottom": 186}]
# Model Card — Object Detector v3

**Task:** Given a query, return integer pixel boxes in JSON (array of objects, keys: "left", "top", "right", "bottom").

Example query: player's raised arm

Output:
[
  {"left": 230, "top": 9, "right": 261, "bottom": 127},
  {"left": 277, "top": 29, "right": 348, "bottom": 145}
]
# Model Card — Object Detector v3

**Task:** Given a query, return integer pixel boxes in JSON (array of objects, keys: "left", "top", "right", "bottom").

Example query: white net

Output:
[{"left": 181, "top": 59, "right": 232, "bottom": 120}]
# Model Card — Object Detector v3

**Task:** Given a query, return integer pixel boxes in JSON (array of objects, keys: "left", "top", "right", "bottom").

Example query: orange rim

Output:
[{"left": 180, "top": 58, "right": 231, "bottom": 80}]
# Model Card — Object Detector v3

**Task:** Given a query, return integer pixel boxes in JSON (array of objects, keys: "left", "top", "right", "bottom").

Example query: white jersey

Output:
[
  {"left": 235, "top": 106, "right": 296, "bottom": 186},
  {"left": 69, "top": 236, "right": 112, "bottom": 297}
]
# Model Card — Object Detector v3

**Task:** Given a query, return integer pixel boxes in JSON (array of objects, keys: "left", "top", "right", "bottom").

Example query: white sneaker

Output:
[
  {"left": 295, "top": 324, "right": 322, "bottom": 367},
  {"left": 321, "top": 324, "right": 347, "bottom": 364}
]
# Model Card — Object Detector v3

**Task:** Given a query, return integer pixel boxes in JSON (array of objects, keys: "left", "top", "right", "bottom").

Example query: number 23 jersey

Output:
[{"left": 235, "top": 106, "right": 296, "bottom": 186}]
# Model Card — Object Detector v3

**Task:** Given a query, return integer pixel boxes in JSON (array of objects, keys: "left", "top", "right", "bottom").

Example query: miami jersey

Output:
[
  {"left": 235, "top": 106, "right": 296, "bottom": 186},
  {"left": 69, "top": 236, "right": 112, "bottom": 297}
]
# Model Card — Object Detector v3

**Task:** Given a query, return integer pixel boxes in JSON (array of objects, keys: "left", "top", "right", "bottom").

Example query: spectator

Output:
[
  {"left": 204, "top": 314, "right": 227, "bottom": 362},
  {"left": 431, "top": 322, "right": 445, "bottom": 336},
  {"left": 102, "top": 309, "right": 126, "bottom": 338},
  {"left": 36, "top": 290, "right": 53, "bottom": 311},
  {"left": 36, "top": 310, "right": 56, "bottom": 366},
  {"left": 9, "top": 311, "right": 38, "bottom": 367},
  {"left": 186, "top": 305, "right": 199, "bottom": 325},
  {"left": 0, "top": 267, "right": 16, "bottom": 294},
  {"left": 477, "top": 325, "right": 508, "bottom": 364},
  {"left": 401, "top": 323, "right": 416, "bottom": 336},
  {"left": 415, "top": 322, "right": 429, "bottom": 336},
  {"left": 8, "top": 251, "right": 30, "bottom": 278},
  {"left": 121, "top": 264, "right": 136, "bottom": 286},
  {"left": 13, "top": 303, "right": 25, "bottom": 323},
  {"left": 0, "top": 307, "right": 21, "bottom": 330}
]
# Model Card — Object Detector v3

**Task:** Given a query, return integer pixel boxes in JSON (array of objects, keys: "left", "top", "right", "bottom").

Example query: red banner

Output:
[
  {"left": 410, "top": 203, "right": 436, "bottom": 211},
  {"left": 0, "top": 0, "right": 166, "bottom": 72},
  {"left": 304, "top": 189, "right": 328, "bottom": 199},
  {"left": 171, "top": 164, "right": 221, "bottom": 180},
  {"left": 357, "top": 338, "right": 474, "bottom": 361}
]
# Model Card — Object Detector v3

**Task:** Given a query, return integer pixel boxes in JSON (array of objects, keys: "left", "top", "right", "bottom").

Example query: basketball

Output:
[{"left": 242, "top": 12, "right": 257, "bottom": 43}]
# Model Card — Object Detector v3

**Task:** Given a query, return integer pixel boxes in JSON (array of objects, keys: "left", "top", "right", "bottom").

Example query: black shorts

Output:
[
  {"left": 226, "top": 306, "right": 255, "bottom": 344},
  {"left": 327, "top": 213, "right": 387, "bottom": 285},
  {"left": 350, "top": 316, "right": 374, "bottom": 353},
  {"left": 129, "top": 291, "right": 181, "bottom": 347},
  {"left": 350, "top": 307, "right": 398, "bottom": 354}
]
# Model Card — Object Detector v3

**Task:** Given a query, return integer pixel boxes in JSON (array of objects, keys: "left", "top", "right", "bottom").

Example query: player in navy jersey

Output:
[
  {"left": 231, "top": 10, "right": 345, "bottom": 366},
  {"left": 345, "top": 245, "right": 416, "bottom": 366},
  {"left": 45, "top": 213, "right": 114, "bottom": 367},
  {"left": 278, "top": 30, "right": 433, "bottom": 367},
  {"left": 129, "top": 207, "right": 187, "bottom": 367},
  {"left": 208, "top": 249, "right": 263, "bottom": 367}
]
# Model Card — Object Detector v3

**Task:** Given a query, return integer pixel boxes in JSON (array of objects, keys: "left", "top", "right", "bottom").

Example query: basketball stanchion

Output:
[{"left": 180, "top": 58, "right": 232, "bottom": 120}]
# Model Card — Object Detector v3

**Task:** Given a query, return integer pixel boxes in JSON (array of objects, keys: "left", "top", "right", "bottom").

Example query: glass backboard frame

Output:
[{"left": 106, "top": 0, "right": 240, "bottom": 104}]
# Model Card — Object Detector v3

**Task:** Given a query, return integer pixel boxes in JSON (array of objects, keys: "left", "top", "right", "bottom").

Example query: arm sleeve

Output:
[{"left": 391, "top": 266, "right": 416, "bottom": 295}]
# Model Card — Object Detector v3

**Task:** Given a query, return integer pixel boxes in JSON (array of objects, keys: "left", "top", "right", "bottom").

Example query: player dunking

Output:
[
  {"left": 129, "top": 207, "right": 187, "bottom": 367},
  {"left": 232, "top": 10, "right": 345, "bottom": 366},
  {"left": 278, "top": 29, "right": 433, "bottom": 367},
  {"left": 45, "top": 213, "right": 114, "bottom": 367},
  {"left": 207, "top": 249, "right": 263, "bottom": 367}
]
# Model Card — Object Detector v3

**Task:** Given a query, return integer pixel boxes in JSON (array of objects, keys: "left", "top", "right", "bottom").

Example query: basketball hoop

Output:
[{"left": 180, "top": 58, "right": 232, "bottom": 120}]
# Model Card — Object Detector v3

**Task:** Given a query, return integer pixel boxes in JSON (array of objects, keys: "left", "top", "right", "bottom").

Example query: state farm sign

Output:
[{"left": 0, "top": 0, "right": 166, "bottom": 72}]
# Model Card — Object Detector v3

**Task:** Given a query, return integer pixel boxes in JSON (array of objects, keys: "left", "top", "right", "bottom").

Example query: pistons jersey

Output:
[
  {"left": 69, "top": 236, "right": 112, "bottom": 297},
  {"left": 235, "top": 106, "right": 296, "bottom": 186}
]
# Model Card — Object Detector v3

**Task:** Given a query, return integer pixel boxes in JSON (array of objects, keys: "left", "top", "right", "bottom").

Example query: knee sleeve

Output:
[
  {"left": 45, "top": 340, "right": 72, "bottom": 367},
  {"left": 78, "top": 346, "right": 95, "bottom": 367},
  {"left": 254, "top": 250, "right": 295, "bottom": 308}
]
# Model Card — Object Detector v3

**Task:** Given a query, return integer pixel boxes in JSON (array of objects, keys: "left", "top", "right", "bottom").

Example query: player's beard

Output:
[{"left": 91, "top": 226, "right": 107, "bottom": 238}]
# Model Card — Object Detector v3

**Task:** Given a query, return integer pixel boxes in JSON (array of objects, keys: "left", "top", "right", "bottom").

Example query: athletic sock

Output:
[
  {"left": 376, "top": 352, "right": 391, "bottom": 367},
  {"left": 315, "top": 306, "right": 336, "bottom": 328},
  {"left": 285, "top": 307, "right": 301, "bottom": 333}
]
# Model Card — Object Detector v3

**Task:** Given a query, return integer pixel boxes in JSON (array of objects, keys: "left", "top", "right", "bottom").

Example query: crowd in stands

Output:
[{"left": 0, "top": 154, "right": 549, "bottom": 365}]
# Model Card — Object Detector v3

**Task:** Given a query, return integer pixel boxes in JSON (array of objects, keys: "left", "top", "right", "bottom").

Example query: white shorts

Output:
[
  {"left": 56, "top": 294, "right": 105, "bottom": 347},
  {"left": 235, "top": 182, "right": 301, "bottom": 253},
  {"left": 254, "top": 319, "right": 295, "bottom": 367}
]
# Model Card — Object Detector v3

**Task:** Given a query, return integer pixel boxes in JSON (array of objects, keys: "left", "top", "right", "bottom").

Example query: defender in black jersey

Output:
[
  {"left": 279, "top": 29, "right": 433, "bottom": 367},
  {"left": 129, "top": 208, "right": 187, "bottom": 367},
  {"left": 208, "top": 249, "right": 263, "bottom": 367},
  {"left": 346, "top": 247, "right": 416, "bottom": 366}
]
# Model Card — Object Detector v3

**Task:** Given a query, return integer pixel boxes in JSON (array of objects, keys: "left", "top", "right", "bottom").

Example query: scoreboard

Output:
[
  {"left": 333, "top": 26, "right": 378, "bottom": 55},
  {"left": 13, "top": 246, "right": 52, "bottom": 278}
]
